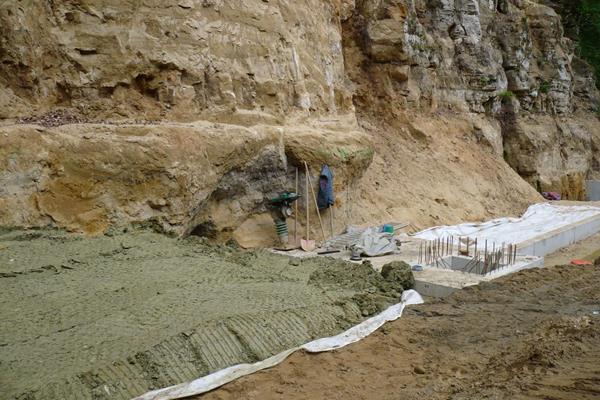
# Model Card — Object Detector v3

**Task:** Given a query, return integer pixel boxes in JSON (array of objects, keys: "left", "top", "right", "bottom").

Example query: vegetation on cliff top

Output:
[
  {"left": 579, "top": 0, "right": 600, "bottom": 88},
  {"left": 544, "top": 0, "right": 600, "bottom": 88}
]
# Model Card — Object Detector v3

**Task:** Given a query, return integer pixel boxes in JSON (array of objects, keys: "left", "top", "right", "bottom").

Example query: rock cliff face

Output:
[
  {"left": 342, "top": 0, "right": 600, "bottom": 193},
  {"left": 0, "top": 0, "right": 598, "bottom": 243},
  {"left": 0, "top": 0, "right": 352, "bottom": 121}
]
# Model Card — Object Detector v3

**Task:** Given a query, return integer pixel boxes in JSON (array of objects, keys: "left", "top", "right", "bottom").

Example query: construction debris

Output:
[{"left": 325, "top": 223, "right": 408, "bottom": 250}]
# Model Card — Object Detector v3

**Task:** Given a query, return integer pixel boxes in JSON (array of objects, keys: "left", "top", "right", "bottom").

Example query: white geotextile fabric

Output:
[
  {"left": 133, "top": 290, "right": 424, "bottom": 400},
  {"left": 356, "top": 228, "right": 397, "bottom": 256},
  {"left": 414, "top": 203, "right": 600, "bottom": 244}
]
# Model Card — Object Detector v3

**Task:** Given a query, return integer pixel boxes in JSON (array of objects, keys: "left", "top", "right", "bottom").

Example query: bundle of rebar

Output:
[
  {"left": 418, "top": 236, "right": 519, "bottom": 275},
  {"left": 418, "top": 236, "right": 456, "bottom": 265}
]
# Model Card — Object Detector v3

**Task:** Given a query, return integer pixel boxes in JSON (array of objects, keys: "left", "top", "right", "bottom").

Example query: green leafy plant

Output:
[
  {"left": 540, "top": 80, "right": 552, "bottom": 94},
  {"left": 580, "top": 0, "right": 600, "bottom": 88},
  {"left": 543, "top": 0, "right": 600, "bottom": 88},
  {"left": 499, "top": 90, "right": 515, "bottom": 101},
  {"left": 336, "top": 147, "right": 350, "bottom": 161}
]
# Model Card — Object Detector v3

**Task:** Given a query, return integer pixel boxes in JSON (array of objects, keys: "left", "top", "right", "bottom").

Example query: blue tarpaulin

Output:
[{"left": 317, "top": 165, "right": 334, "bottom": 209}]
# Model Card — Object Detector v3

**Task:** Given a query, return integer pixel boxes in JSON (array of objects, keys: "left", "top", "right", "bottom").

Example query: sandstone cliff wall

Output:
[
  {"left": 0, "top": 0, "right": 352, "bottom": 121},
  {"left": 342, "top": 0, "right": 600, "bottom": 194},
  {"left": 0, "top": 0, "right": 598, "bottom": 243}
]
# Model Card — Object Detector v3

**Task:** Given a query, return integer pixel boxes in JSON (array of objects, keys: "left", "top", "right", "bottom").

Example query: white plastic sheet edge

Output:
[
  {"left": 133, "top": 290, "right": 424, "bottom": 400},
  {"left": 413, "top": 203, "right": 600, "bottom": 245}
]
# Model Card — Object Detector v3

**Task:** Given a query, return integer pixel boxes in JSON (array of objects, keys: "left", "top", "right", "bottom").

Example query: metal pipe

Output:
[
  {"left": 496, "top": 250, "right": 501, "bottom": 271},
  {"left": 483, "top": 251, "right": 487, "bottom": 275},
  {"left": 430, "top": 242, "right": 433, "bottom": 264},
  {"left": 511, "top": 244, "right": 515, "bottom": 264},
  {"left": 497, "top": 250, "right": 501, "bottom": 270},
  {"left": 484, "top": 240, "right": 488, "bottom": 271},
  {"left": 428, "top": 242, "right": 431, "bottom": 264}
]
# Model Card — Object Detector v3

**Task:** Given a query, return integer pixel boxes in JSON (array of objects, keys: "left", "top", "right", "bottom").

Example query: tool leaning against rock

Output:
[
  {"left": 301, "top": 162, "right": 315, "bottom": 252},
  {"left": 305, "top": 161, "right": 327, "bottom": 243}
]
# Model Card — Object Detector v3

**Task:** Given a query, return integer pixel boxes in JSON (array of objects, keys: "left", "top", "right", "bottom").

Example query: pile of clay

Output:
[{"left": 0, "top": 228, "right": 407, "bottom": 399}]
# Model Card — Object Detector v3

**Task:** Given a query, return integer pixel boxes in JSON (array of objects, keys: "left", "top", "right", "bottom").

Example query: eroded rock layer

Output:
[
  {"left": 343, "top": 0, "right": 600, "bottom": 195},
  {"left": 0, "top": 0, "right": 598, "bottom": 241}
]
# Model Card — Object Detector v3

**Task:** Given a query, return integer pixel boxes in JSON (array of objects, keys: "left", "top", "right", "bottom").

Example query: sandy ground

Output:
[
  {"left": 200, "top": 263, "right": 600, "bottom": 400},
  {"left": 544, "top": 231, "right": 600, "bottom": 267},
  {"left": 0, "top": 228, "right": 405, "bottom": 400}
]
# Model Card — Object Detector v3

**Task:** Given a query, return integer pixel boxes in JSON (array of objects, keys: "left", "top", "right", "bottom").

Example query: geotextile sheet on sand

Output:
[
  {"left": 414, "top": 203, "right": 600, "bottom": 245},
  {"left": 134, "top": 290, "right": 424, "bottom": 400},
  {"left": 0, "top": 228, "right": 409, "bottom": 399}
]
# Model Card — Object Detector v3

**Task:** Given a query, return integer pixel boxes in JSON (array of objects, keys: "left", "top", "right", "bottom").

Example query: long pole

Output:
[
  {"left": 305, "top": 162, "right": 327, "bottom": 242},
  {"left": 305, "top": 163, "right": 309, "bottom": 241},
  {"left": 294, "top": 167, "right": 299, "bottom": 244},
  {"left": 330, "top": 206, "right": 334, "bottom": 239}
]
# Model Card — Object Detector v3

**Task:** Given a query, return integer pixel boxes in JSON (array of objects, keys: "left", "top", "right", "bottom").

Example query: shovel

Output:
[{"left": 301, "top": 163, "right": 316, "bottom": 252}]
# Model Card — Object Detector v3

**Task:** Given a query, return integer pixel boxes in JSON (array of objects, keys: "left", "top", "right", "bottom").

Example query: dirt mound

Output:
[
  {"left": 381, "top": 261, "right": 414, "bottom": 290},
  {"left": 308, "top": 259, "right": 411, "bottom": 317},
  {"left": 201, "top": 264, "right": 600, "bottom": 400},
  {"left": 308, "top": 259, "right": 406, "bottom": 295}
]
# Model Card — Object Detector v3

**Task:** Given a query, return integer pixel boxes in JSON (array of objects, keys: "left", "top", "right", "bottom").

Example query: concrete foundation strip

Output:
[
  {"left": 133, "top": 290, "right": 424, "bottom": 400},
  {"left": 415, "top": 203, "right": 600, "bottom": 258}
]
